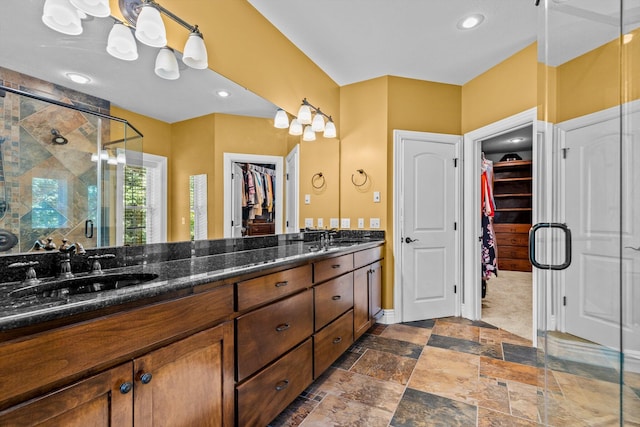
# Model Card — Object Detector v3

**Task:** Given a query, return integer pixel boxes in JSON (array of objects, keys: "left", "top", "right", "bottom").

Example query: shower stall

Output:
[
  {"left": 534, "top": 0, "right": 640, "bottom": 424},
  {"left": 0, "top": 81, "right": 142, "bottom": 255}
]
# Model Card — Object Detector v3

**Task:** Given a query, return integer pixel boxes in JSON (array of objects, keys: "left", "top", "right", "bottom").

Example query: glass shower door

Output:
[{"left": 537, "top": 0, "right": 640, "bottom": 424}]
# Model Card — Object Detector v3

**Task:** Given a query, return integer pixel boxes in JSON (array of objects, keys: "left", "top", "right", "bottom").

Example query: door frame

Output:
[
  {"left": 392, "top": 130, "right": 462, "bottom": 324},
  {"left": 285, "top": 145, "right": 300, "bottom": 233},
  {"left": 223, "top": 152, "right": 284, "bottom": 238},
  {"left": 462, "top": 108, "right": 539, "bottom": 343}
]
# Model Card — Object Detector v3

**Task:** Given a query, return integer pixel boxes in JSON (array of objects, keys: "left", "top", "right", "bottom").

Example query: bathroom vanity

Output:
[{"left": 0, "top": 235, "right": 383, "bottom": 426}]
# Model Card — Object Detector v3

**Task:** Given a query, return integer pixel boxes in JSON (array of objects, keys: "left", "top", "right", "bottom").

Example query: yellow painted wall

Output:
[{"left": 462, "top": 43, "right": 538, "bottom": 133}]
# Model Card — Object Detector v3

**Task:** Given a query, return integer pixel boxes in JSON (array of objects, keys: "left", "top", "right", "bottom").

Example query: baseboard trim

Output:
[{"left": 378, "top": 309, "right": 396, "bottom": 325}]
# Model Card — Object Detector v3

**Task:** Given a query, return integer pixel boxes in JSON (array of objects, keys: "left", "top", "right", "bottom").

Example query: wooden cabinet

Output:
[
  {"left": 353, "top": 248, "right": 384, "bottom": 340},
  {"left": 246, "top": 221, "right": 275, "bottom": 236},
  {"left": 314, "top": 273, "right": 354, "bottom": 331},
  {"left": 314, "top": 253, "right": 354, "bottom": 283},
  {"left": 0, "top": 323, "right": 233, "bottom": 427},
  {"left": 0, "top": 363, "right": 133, "bottom": 427},
  {"left": 492, "top": 160, "right": 532, "bottom": 272},
  {"left": 313, "top": 310, "right": 354, "bottom": 377},
  {"left": 236, "top": 264, "right": 312, "bottom": 311}
]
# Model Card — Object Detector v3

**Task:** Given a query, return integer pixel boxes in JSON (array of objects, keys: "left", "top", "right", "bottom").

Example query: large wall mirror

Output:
[{"left": 0, "top": 0, "right": 339, "bottom": 255}]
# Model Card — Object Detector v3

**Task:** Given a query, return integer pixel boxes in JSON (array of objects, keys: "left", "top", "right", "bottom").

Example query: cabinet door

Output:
[
  {"left": 0, "top": 363, "right": 133, "bottom": 427},
  {"left": 353, "top": 266, "right": 370, "bottom": 340},
  {"left": 133, "top": 323, "right": 234, "bottom": 427},
  {"left": 369, "top": 261, "right": 383, "bottom": 321}
]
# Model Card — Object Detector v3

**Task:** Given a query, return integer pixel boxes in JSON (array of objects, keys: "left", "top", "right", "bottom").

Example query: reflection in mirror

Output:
[{"left": 190, "top": 174, "right": 208, "bottom": 240}]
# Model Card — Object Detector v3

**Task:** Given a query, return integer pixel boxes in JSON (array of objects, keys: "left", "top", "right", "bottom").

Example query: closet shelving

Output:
[{"left": 492, "top": 159, "right": 532, "bottom": 272}]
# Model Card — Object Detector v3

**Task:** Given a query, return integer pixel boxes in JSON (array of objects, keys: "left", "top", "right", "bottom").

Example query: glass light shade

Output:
[
  {"left": 69, "top": 0, "right": 110, "bottom": 17},
  {"left": 323, "top": 120, "right": 337, "bottom": 138},
  {"left": 106, "top": 22, "right": 138, "bottom": 61},
  {"left": 107, "top": 156, "right": 118, "bottom": 165},
  {"left": 135, "top": 4, "right": 167, "bottom": 48},
  {"left": 303, "top": 125, "right": 316, "bottom": 142},
  {"left": 288, "top": 118, "right": 303, "bottom": 136},
  {"left": 311, "top": 113, "right": 325, "bottom": 132},
  {"left": 116, "top": 151, "right": 127, "bottom": 164},
  {"left": 154, "top": 48, "right": 180, "bottom": 80},
  {"left": 274, "top": 109, "right": 289, "bottom": 129},
  {"left": 182, "top": 32, "right": 208, "bottom": 69},
  {"left": 297, "top": 104, "right": 312, "bottom": 125},
  {"left": 42, "top": 0, "right": 83, "bottom": 35},
  {"left": 99, "top": 150, "right": 108, "bottom": 160}
]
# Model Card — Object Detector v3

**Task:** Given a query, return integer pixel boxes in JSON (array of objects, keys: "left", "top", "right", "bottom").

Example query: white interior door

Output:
[
  {"left": 562, "top": 108, "right": 640, "bottom": 352},
  {"left": 231, "top": 163, "right": 244, "bottom": 237},
  {"left": 285, "top": 145, "right": 299, "bottom": 233},
  {"left": 396, "top": 131, "right": 459, "bottom": 322}
]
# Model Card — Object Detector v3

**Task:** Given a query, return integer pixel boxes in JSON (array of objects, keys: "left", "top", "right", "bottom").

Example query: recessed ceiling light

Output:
[
  {"left": 508, "top": 137, "right": 525, "bottom": 143},
  {"left": 216, "top": 90, "right": 230, "bottom": 98},
  {"left": 65, "top": 72, "right": 91, "bottom": 84},
  {"left": 457, "top": 14, "right": 485, "bottom": 30}
]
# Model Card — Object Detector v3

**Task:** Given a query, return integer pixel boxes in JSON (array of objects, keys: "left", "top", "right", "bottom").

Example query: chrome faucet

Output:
[{"left": 57, "top": 239, "right": 86, "bottom": 279}]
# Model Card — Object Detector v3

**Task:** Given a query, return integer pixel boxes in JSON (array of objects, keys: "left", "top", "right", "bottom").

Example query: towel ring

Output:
[
  {"left": 311, "top": 172, "right": 325, "bottom": 189},
  {"left": 351, "top": 169, "right": 368, "bottom": 187}
]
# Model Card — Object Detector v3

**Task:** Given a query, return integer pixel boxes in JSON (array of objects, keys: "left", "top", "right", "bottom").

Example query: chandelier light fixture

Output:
[
  {"left": 41, "top": 0, "right": 209, "bottom": 80},
  {"left": 274, "top": 98, "right": 337, "bottom": 140}
]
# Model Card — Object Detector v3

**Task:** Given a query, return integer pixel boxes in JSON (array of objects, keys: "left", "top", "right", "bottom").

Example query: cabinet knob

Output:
[
  {"left": 139, "top": 372, "right": 153, "bottom": 384},
  {"left": 119, "top": 381, "right": 133, "bottom": 394},
  {"left": 332, "top": 337, "right": 343, "bottom": 344},
  {"left": 275, "top": 281, "right": 289, "bottom": 287},
  {"left": 331, "top": 264, "right": 341, "bottom": 269},
  {"left": 332, "top": 295, "right": 342, "bottom": 301},
  {"left": 275, "top": 323, "right": 290, "bottom": 332},
  {"left": 275, "top": 379, "right": 290, "bottom": 391}
]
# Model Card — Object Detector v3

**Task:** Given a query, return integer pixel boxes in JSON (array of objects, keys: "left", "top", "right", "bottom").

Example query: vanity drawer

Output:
[
  {"left": 236, "top": 264, "right": 312, "bottom": 311},
  {"left": 236, "top": 289, "right": 313, "bottom": 381},
  {"left": 314, "top": 253, "right": 354, "bottom": 283},
  {"left": 354, "top": 246, "right": 383, "bottom": 269},
  {"left": 313, "top": 310, "right": 354, "bottom": 378},
  {"left": 314, "top": 272, "right": 354, "bottom": 331},
  {"left": 236, "top": 339, "right": 313, "bottom": 427}
]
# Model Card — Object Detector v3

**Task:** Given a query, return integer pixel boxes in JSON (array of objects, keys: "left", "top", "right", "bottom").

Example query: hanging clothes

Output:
[
  {"left": 238, "top": 163, "right": 276, "bottom": 220},
  {"left": 481, "top": 154, "right": 498, "bottom": 279}
]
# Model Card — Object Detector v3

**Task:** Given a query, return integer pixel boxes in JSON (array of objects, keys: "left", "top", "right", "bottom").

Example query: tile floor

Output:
[{"left": 268, "top": 317, "right": 640, "bottom": 427}]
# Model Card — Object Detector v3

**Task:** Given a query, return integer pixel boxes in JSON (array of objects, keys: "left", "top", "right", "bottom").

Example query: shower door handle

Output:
[
  {"left": 85, "top": 219, "right": 94, "bottom": 238},
  {"left": 528, "top": 223, "right": 572, "bottom": 270}
]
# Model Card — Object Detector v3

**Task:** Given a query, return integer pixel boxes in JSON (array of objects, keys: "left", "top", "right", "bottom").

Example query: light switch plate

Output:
[
  {"left": 317, "top": 218, "right": 324, "bottom": 228},
  {"left": 358, "top": 218, "right": 365, "bottom": 229},
  {"left": 330, "top": 218, "right": 339, "bottom": 228},
  {"left": 370, "top": 218, "right": 380, "bottom": 229},
  {"left": 305, "top": 218, "right": 313, "bottom": 228},
  {"left": 341, "top": 218, "right": 350, "bottom": 229},
  {"left": 373, "top": 191, "right": 381, "bottom": 203},
  {"left": 304, "top": 194, "right": 311, "bottom": 204}
]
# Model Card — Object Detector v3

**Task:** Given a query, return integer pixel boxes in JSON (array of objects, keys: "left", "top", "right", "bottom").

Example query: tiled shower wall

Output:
[{"left": 0, "top": 66, "right": 110, "bottom": 254}]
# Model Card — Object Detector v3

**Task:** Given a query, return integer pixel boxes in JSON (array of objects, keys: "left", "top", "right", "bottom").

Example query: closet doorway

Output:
[
  {"left": 223, "top": 153, "right": 284, "bottom": 238},
  {"left": 480, "top": 125, "right": 533, "bottom": 341}
]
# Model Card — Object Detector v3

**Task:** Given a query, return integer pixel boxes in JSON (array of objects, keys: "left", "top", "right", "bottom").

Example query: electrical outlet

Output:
[
  {"left": 373, "top": 191, "right": 381, "bottom": 203},
  {"left": 304, "top": 194, "right": 311, "bottom": 204},
  {"left": 330, "top": 218, "right": 339, "bottom": 228},
  {"left": 358, "top": 218, "right": 365, "bottom": 228},
  {"left": 317, "top": 218, "right": 324, "bottom": 228},
  {"left": 370, "top": 218, "right": 380, "bottom": 229},
  {"left": 341, "top": 218, "right": 350, "bottom": 229},
  {"left": 305, "top": 218, "right": 314, "bottom": 228}
]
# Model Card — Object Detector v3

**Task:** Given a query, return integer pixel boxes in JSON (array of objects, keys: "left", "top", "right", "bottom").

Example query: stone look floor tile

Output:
[
  {"left": 356, "top": 334, "right": 424, "bottom": 359},
  {"left": 432, "top": 320, "right": 481, "bottom": 341},
  {"left": 480, "top": 357, "right": 542, "bottom": 387},
  {"left": 350, "top": 348, "right": 418, "bottom": 385},
  {"left": 391, "top": 388, "right": 477, "bottom": 427},
  {"left": 507, "top": 381, "right": 541, "bottom": 422},
  {"left": 311, "top": 367, "right": 405, "bottom": 413},
  {"left": 428, "top": 334, "right": 503, "bottom": 359},
  {"left": 477, "top": 407, "right": 541, "bottom": 427},
  {"left": 268, "top": 396, "right": 320, "bottom": 427},
  {"left": 299, "top": 394, "right": 392, "bottom": 427},
  {"left": 380, "top": 323, "right": 432, "bottom": 345}
]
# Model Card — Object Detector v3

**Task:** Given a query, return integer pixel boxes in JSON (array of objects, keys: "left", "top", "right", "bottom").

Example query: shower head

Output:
[{"left": 51, "top": 129, "right": 68, "bottom": 145}]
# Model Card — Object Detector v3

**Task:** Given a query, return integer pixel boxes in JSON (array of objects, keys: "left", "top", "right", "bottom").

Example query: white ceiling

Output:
[{"left": 1, "top": 0, "right": 637, "bottom": 124}]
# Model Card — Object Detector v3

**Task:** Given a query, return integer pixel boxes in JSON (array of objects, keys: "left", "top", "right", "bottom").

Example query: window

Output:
[
  {"left": 116, "top": 152, "right": 167, "bottom": 245},
  {"left": 32, "top": 177, "right": 68, "bottom": 228}
]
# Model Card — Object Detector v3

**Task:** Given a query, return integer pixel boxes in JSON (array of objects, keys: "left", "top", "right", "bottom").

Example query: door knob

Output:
[{"left": 405, "top": 237, "right": 419, "bottom": 243}]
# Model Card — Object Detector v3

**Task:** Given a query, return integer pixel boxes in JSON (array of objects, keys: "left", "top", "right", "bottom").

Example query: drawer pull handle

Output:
[
  {"left": 331, "top": 264, "right": 341, "bottom": 269},
  {"left": 119, "top": 381, "right": 133, "bottom": 394},
  {"left": 275, "top": 323, "right": 290, "bottom": 332},
  {"left": 275, "top": 281, "right": 289, "bottom": 287},
  {"left": 275, "top": 379, "right": 290, "bottom": 391},
  {"left": 332, "top": 295, "right": 342, "bottom": 301},
  {"left": 333, "top": 337, "right": 343, "bottom": 344}
]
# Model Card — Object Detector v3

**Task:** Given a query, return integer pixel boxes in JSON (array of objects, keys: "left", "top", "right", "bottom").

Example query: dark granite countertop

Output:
[{"left": 0, "top": 239, "right": 383, "bottom": 332}]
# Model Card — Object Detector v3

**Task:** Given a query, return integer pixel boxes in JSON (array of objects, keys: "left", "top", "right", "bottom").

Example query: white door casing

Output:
[
  {"left": 231, "top": 163, "right": 244, "bottom": 237},
  {"left": 558, "top": 103, "right": 640, "bottom": 353},
  {"left": 393, "top": 130, "right": 461, "bottom": 322},
  {"left": 285, "top": 145, "right": 300, "bottom": 233}
]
